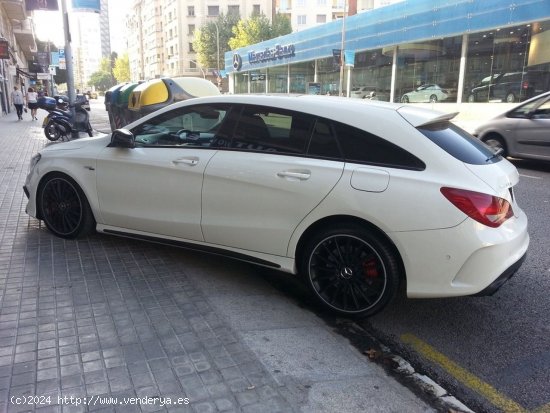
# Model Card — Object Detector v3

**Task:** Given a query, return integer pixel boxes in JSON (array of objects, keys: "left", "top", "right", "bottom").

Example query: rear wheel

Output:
[
  {"left": 468, "top": 94, "right": 476, "bottom": 103},
  {"left": 401, "top": 95, "right": 409, "bottom": 103},
  {"left": 38, "top": 173, "right": 95, "bottom": 239},
  {"left": 300, "top": 225, "right": 401, "bottom": 317},
  {"left": 482, "top": 134, "right": 507, "bottom": 157},
  {"left": 429, "top": 94, "right": 438, "bottom": 103},
  {"left": 505, "top": 92, "right": 516, "bottom": 103}
]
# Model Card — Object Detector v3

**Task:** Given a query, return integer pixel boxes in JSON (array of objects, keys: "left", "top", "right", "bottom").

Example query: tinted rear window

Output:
[{"left": 418, "top": 122, "right": 501, "bottom": 164}]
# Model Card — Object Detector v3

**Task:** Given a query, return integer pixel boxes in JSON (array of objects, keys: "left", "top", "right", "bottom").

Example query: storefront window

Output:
[
  {"left": 351, "top": 49, "right": 392, "bottom": 101},
  {"left": 268, "top": 65, "right": 288, "bottom": 93},
  {"left": 395, "top": 36, "right": 462, "bottom": 103},
  {"left": 234, "top": 72, "right": 248, "bottom": 94},
  {"left": 250, "top": 69, "right": 267, "bottom": 93},
  {"left": 316, "top": 57, "right": 340, "bottom": 95},
  {"left": 465, "top": 21, "right": 550, "bottom": 103},
  {"left": 289, "top": 62, "right": 314, "bottom": 93}
]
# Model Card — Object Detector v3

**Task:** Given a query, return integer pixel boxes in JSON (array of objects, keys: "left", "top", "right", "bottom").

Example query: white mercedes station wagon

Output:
[{"left": 24, "top": 95, "right": 529, "bottom": 317}]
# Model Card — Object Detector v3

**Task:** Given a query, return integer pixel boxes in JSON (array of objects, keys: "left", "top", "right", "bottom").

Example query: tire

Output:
[
  {"left": 401, "top": 95, "right": 409, "bottom": 103},
  {"left": 468, "top": 94, "right": 476, "bottom": 103},
  {"left": 300, "top": 225, "right": 401, "bottom": 317},
  {"left": 482, "top": 134, "right": 507, "bottom": 157},
  {"left": 505, "top": 92, "right": 516, "bottom": 103},
  {"left": 38, "top": 173, "right": 95, "bottom": 239},
  {"left": 44, "top": 119, "right": 61, "bottom": 141},
  {"left": 429, "top": 94, "right": 438, "bottom": 103}
]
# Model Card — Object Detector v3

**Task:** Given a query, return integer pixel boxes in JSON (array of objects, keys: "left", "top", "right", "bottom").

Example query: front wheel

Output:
[
  {"left": 38, "top": 173, "right": 95, "bottom": 239},
  {"left": 401, "top": 95, "right": 409, "bottom": 103},
  {"left": 505, "top": 92, "right": 516, "bottom": 103},
  {"left": 482, "top": 134, "right": 507, "bottom": 157},
  {"left": 300, "top": 226, "right": 401, "bottom": 317},
  {"left": 429, "top": 94, "right": 438, "bottom": 103},
  {"left": 44, "top": 119, "right": 61, "bottom": 141}
]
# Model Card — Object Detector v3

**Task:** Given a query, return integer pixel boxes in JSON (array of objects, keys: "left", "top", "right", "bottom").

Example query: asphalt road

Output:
[
  {"left": 89, "top": 98, "right": 550, "bottom": 412},
  {"left": 354, "top": 159, "right": 550, "bottom": 413}
]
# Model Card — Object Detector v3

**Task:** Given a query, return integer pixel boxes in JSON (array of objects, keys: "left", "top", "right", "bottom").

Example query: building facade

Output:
[
  {"left": 276, "top": 0, "right": 403, "bottom": 32},
  {"left": 226, "top": 0, "right": 550, "bottom": 104},
  {"left": 0, "top": 0, "right": 36, "bottom": 116},
  {"left": 126, "top": 0, "right": 273, "bottom": 82}
]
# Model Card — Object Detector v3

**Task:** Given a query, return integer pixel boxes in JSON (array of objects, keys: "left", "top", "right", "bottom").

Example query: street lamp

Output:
[{"left": 212, "top": 21, "right": 220, "bottom": 73}]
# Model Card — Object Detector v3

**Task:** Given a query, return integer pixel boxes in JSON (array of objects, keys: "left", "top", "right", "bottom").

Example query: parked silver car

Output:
[{"left": 474, "top": 91, "right": 550, "bottom": 161}]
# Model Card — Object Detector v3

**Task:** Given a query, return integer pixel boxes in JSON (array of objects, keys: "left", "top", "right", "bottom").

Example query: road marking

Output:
[
  {"left": 519, "top": 174, "right": 542, "bottom": 179},
  {"left": 401, "top": 333, "right": 529, "bottom": 413}
]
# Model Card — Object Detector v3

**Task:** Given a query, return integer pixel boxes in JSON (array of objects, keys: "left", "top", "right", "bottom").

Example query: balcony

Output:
[
  {"left": 12, "top": 19, "right": 37, "bottom": 58},
  {"left": 1, "top": 0, "right": 27, "bottom": 20}
]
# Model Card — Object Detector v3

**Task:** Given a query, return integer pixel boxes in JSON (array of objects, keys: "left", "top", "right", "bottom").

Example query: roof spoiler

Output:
[{"left": 416, "top": 112, "right": 459, "bottom": 127}]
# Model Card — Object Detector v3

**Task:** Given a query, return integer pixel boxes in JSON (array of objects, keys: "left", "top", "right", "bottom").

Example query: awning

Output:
[{"left": 16, "top": 68, "right": 35, "bottom": 79}]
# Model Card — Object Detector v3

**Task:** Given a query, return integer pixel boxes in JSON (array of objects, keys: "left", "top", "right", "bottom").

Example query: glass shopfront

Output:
[
  {"left": 465, "top": 21, "right": 550, "bottom": 103},
  {"left": 230, "top": 18, "right": 550, "bottom": 104},
  {"left": 351, "top": 49, "right": 393, "bottom": 101}
]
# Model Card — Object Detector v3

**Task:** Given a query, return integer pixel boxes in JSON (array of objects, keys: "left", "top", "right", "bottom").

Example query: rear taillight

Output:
[
  {"left": 522, "top": 81, "right": 529, "bottom": 89},
  {"left": 440, "top": 187, "right": 514, "bottom": 228}
]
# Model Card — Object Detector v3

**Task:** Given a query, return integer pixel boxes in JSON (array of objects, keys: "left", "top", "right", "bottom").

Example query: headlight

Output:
[{"left": 28, "top": 153, "right": 41, "bottom": 173}]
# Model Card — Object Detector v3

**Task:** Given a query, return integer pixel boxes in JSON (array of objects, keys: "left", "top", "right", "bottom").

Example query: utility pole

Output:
[
  {"left": 338, "top": 0, "right": 347, "bottom": 96},
  {"left": 60, "top": 0, "right": 78, "bottom": 138}
]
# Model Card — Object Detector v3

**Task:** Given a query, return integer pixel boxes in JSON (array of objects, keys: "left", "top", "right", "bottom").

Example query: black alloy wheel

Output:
[
  {"left": 302, "top": 226, "right": 401, "bottom": 317},
  {"left": 38, "top": 173, "right": 95, "bottom": 239}
]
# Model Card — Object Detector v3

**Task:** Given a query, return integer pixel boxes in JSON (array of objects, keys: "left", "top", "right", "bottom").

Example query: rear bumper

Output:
[{"left": 473, "top": 252, "right": 526, "bottom": 296}]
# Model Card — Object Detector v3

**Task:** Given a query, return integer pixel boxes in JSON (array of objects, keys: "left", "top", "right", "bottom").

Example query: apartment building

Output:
[
  {"left": 276, "top": 0, "right": 403, "bottom": 32},
  {"left": 127, "top": 0, "right": 273, "bottom": 82}
]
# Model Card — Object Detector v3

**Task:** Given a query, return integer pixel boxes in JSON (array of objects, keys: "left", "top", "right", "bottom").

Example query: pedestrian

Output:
[
  {"left": 11, "top": 86, "right": 25, "bottom": 121},
  {"left": 27, "top": 87, "right": 39, "bottom": 121}
]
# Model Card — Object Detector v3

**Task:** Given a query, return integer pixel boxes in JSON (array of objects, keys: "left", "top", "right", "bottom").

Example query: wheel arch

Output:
[
  {"left": 293, "top": 215, "right": 406, "bottom": 283},
  {"left": 36, "top": 170, "right": 97, "bottom": 223},
  {"left": 480, "top": 131, "right": 509, "bottom": 155}
]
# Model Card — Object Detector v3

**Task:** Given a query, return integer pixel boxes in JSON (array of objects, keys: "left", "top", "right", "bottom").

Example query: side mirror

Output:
[{"left": 110, "top": 128, "right": 135, "bottom": 148}]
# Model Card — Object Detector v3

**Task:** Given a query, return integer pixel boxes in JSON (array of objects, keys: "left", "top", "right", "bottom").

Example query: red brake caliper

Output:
[{"left": 363, "top": 258, "right": 379, "bottom": 278}]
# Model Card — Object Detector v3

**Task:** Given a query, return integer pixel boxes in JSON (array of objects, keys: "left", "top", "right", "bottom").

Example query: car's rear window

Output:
[{"left": 417, "top": 122, "right": 501, "bottom": 164}]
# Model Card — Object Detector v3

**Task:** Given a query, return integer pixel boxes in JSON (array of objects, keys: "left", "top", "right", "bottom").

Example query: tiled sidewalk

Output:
[
  {"left": 0, "top": 109, "right": 434, "bottom": 413},
  {"left": 0, "top": 113, "right": 298, "bottom": 412}
]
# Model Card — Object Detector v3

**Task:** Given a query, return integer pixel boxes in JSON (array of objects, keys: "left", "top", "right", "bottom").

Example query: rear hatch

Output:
[{"left": 398, "top": 105, "right": 520, "bottom": 207}]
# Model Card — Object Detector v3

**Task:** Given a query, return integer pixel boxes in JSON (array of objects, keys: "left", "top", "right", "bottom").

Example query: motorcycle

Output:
[{"left": 38, "top": 96, "right": 93, "bottom": 141}]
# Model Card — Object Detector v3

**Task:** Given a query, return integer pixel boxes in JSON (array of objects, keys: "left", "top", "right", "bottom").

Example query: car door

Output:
[
  {"left": 201, "top": 105, "right": 344, "bottom": 256},
  {"left": 514, "top": 96, "right": 550, "bottom": 158},
  {"left": 96, "top": 104, "right": 230, "bottom": 240}
]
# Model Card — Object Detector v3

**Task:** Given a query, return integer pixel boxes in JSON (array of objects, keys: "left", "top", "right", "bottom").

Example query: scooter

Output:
[{"left": 38, "top": 96, "right": 93, "bottom": 141}]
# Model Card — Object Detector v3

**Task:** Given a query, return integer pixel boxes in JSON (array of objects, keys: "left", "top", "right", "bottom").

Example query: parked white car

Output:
[
  {"left": 401, "top": 84, "right": 450, "bottom": 103},
  {"left": 24, "top": 95, "right": 529, "bottom": 317}
]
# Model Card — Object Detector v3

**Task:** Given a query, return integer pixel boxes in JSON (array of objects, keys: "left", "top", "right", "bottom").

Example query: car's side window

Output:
[
  {"left": 306, "top": 119, "right": 342, "bottom": 160},
  {"left": 230, "top": 105, "right": 313, "bottom": 154},
  {"left": 131, "top": 104, "right": 230, "bottom": 147},
  {"left": 530, "top": 99, "right": 550, "bottom": 119},
  {"left": 334, "top": 121, "right": 425, "bottom": 170}
]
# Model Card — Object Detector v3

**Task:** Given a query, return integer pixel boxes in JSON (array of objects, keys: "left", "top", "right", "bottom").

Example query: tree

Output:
[
  {"left": 113, "top": 53, "right": 131, "bottom": 83},
  {"left": 88, "top": 70, "right": 114, "bottom": 91},
  {"left": 193, "top": 13, "right": 240, "bottom": 71},
  {"left": 228, "top": 13, "right": 291, "bottom": 50}
]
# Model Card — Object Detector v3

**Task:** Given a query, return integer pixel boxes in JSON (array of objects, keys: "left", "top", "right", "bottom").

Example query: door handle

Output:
[
  {"left": 172, "top": 157, "right": 199, "bottom": 166},
  {"left": 277, "top": 170, "right": 311, "bottom": 181}
]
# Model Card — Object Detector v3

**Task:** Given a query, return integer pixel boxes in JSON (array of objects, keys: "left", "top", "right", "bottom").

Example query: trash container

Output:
[
  {"left": 116, "top": 82, "right": 141, "bottom": 128},
  {"left": 104, "top": 83, "right": 127, "bottom": 131},
  {"left": 127, "top": 77, "right": 220, "bottom": 119}
]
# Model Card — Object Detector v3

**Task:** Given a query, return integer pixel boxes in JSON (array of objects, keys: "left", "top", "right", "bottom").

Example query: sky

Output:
[{"left": 33, "top": 0, "right": 132, "bottom": 54}]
